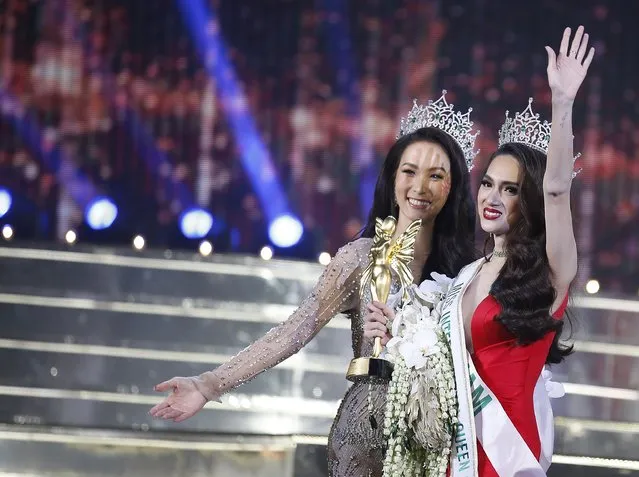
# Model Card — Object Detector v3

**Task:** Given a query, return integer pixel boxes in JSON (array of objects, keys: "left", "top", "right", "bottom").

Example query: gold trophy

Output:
[{"left": 346, "top": 216, "right": 422, "bottom": 382}]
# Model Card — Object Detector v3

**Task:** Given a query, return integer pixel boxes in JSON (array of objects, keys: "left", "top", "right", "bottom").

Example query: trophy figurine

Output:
[{"left": 346, "top": 216, "right": 422, "bottom": 382}]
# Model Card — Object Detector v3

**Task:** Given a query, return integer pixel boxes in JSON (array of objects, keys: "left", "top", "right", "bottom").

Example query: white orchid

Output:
[
  {"left": 410, "top": 272, "right": 452, "bottom": 307},
  {"left": 430, "top": 299, "right": 445, "bottom": 323},
  {"left": 421, "top": 278, "right": 444, "bottom": 293},
  {"left": 387, "top": 295, "right": 441, "bottom": 366},
  {"left": 399, "top": 301, "right": 423, "bottom": 325},
  {"left": 431, "top": 271, "right": 453, "bottom": 290},
  {"left": 397, "top": 327, "right": 440, "bottom": 369}
]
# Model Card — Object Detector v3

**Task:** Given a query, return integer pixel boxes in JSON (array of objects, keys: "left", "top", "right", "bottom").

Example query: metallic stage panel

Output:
[
  {"left": 0, "top": 424, "right": 296, "bottom": 477},
  {"left": 0, "top": 243, "right": 638, "bottom": 476}
]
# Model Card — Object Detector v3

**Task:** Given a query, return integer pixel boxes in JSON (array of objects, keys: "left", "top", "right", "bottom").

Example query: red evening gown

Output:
[{"left": 470, "top": 294, "right": 568, "bottom": 475}]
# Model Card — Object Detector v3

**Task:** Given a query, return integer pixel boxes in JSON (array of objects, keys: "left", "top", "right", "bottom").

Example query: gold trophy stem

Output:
[
  {"left": 370, "top": 278, "right": 389, "bottom": 359},
  {"left": 372, "top": 337, "right": 383, "bottom": 358},
  {"left": 346, "top": 216, "right": 421, "bottom": 382}
]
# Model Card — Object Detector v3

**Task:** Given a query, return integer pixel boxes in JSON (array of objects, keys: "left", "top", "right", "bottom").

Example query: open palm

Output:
[
  {"left": 545, "top": 26, "right": 595, "bottom": 102},
  {"left": 149, "top": 376, "right": 207, "bottom": 422}
]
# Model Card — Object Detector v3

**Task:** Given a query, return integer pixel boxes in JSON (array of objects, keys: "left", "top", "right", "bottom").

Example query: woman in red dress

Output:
[{"left": 365, "top": 26, "right": 595, "bottom": 475}]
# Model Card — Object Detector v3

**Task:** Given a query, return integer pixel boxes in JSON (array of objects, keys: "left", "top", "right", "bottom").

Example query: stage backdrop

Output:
[{"left": 0, "top": 0, "right": 637, "bottom": 293}]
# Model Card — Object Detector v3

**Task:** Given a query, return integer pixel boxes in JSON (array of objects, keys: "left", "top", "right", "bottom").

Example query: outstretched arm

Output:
[
  {"left": 149, "top": 239, "right": 369, "bottom": 422},
  {"left": 543, "top": 26, "right": 595, "bottom": 304}
]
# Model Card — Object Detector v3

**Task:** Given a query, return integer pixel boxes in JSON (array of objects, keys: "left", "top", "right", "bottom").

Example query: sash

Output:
[
  {"left": 441, "top": 258, "right": 558, "bottom": 476},
  {"left": 439, "top": 260, "right": 480, "bottom": 476},
  {"left": 534, "top": 367, "right": 565, "bottom": 471}
]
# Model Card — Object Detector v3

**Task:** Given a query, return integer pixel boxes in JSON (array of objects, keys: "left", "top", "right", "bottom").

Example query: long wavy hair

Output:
[
  {"left": 361, "top": 127, "right": 476, "bottom": 281},
  {"left": 483, "top": 143, "right": 574, "bottom": 364}
]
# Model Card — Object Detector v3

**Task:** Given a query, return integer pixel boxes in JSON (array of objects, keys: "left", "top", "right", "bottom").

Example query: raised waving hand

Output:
[{"left": 545, "top": 26, "right": 595, "bottom": 103}]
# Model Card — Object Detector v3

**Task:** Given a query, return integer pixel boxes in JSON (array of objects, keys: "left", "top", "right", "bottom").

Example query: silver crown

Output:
[
  {"left": 498, "top": 98, "right": 582, "bottom": 178},
  {"left": 498, "top": 98, "right": 551, "bottom": 154},
  {"left": 398, "top": 90, "right": 480, "bottom": 171}
]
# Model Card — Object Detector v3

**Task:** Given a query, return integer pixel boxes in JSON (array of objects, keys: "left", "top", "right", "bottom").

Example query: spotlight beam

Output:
[
  {"left": 177, "top": 0, "right": 290, "bottom": 223},
  {"left": 0, "top": 89, "right": 98, "bottom": 208}
]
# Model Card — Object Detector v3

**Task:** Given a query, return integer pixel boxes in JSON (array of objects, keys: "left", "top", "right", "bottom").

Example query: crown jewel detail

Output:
[
  {"left": 398, "top": 90, "right": 480, "bottom": 171},
  {"left": 498, "top": 98, "right": 551, "bottom": 154},
  {"left": 498, "top": 98, "right": 582, "bottom": 178}
]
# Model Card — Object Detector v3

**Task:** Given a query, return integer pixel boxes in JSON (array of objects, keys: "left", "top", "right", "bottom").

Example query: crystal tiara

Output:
[
  {"left": 398, "top": 90, "right": 479, "bottom": 171},
  {"left": 498, "top": 98, "right": 551, "bottom": 154},
  {"left": 498, "top": 98, "right": 582, "bottom": 177}
]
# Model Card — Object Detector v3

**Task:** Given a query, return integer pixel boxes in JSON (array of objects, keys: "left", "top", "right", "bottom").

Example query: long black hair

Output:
[
  {"left": 485, "top": 143, "right": 574, "bottom": 364},
  {"left": 361, "top": 127, "right": 476, "bottom": 281}
]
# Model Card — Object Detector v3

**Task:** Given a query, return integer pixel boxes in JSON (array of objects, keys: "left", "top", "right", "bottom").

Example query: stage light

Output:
[
  {"left": 2, "top": 224, "right": 13, "bottom": 240},
  {"left": 133, "top": 235, "right": 145, "bottom": 250},
  {"left": 0, "top": 188, "right": 12, "bottom": 218},
  {"left": 260, "top": 246, "right": 273, "bottom": 261},
  {"left": 65, "top": 230, "right": 77, "bottom": 244},
  {"left": 179, "top": 0, "right": 292, "bottom": 235},
  {"left": 180, "top": 208, "right": 214, "bottom": 239},
  {"left": 86, "top": 197, "right": 118, "bottom": 230},
  {"left": 268, "top": 214, "right": 303, "bottom": 248},
  {"left": 199, "top": 240, "right": 213, "bottom": 256},
  {"left": 585, "top": 279, "right": 600, "bottom": 295},
  {"left": 318, "top": 252, "right": 331, "bottom": 266}
]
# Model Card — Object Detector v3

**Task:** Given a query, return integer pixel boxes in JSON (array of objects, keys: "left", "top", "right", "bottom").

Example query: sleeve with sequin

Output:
[{"left": 191, "top": 239, "right": 369, "bottom": 401}]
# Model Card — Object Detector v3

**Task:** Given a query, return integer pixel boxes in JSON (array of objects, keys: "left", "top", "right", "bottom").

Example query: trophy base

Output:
[{"left": 346, "top": 356, "right": 394, "bottom": 382}]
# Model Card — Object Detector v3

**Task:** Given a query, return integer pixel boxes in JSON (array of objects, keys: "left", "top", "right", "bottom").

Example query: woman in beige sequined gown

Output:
[{"left": 150, "top": 104, "right": 478, "bottom": 476}]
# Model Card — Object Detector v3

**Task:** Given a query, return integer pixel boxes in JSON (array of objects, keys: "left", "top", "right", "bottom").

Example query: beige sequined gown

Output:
[{"left": 192, "top": 238, "right": 390, "bottom": 476}]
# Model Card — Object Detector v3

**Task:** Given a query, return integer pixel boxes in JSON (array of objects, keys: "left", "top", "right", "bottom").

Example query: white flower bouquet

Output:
[{"left": 381, "top": 273, "right": 458, "bottom": 476}]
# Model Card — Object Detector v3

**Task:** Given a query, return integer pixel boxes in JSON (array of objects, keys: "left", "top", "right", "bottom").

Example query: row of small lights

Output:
[
  {"left": 0, "top": 226, "right": 609, "bottom": 286},
  {"left": 262, "top": 247, "right": 332, "bottom": 265},
  {"left": 0, "top": 225, "right": 333, "bottom": 265}
]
